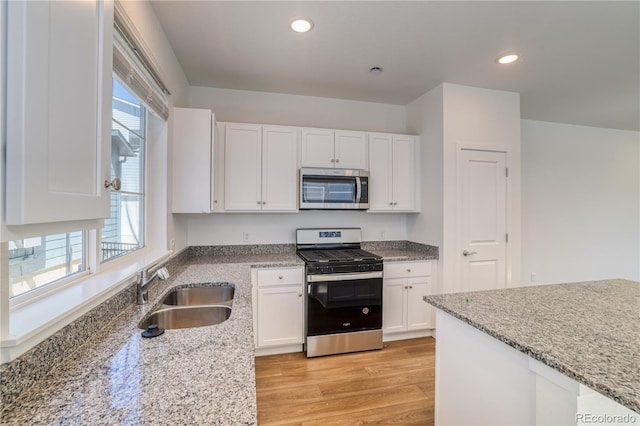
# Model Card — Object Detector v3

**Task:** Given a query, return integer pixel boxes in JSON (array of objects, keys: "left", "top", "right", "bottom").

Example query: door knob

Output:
[{"left": 462, "top": 250, "right": 478, "bottom": 257}]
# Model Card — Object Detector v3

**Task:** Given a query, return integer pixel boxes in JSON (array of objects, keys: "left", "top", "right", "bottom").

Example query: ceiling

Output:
[{"left": 150, "top": 1, "right": 640, "bottom": 131}]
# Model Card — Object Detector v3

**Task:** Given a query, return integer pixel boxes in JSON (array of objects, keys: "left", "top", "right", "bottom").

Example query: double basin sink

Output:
[{"left": 139, "top": 284, "right": 235, "bottom": 330}]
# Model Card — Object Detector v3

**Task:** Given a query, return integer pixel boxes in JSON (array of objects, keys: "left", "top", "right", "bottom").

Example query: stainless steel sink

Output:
[
  {"left": 139, "top": 306, "right": 231, "bottom": 330},
  {"left": 161, "top": 285, "right": 235, "bottom": 306}
]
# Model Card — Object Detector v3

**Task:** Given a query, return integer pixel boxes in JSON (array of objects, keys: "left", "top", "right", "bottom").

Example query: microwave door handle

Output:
[{"left": 355, "top": 177, "right": 362, "bottom": 203}]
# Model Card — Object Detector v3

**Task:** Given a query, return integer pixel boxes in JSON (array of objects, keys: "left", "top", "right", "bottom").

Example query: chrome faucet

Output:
[{"left": 136, "top": 266, "right": 170, "bottom": 305}]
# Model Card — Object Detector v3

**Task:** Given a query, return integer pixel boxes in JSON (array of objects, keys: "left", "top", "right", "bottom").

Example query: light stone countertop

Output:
[
  {"left": 0, "top": 258, "right": 297, "bottom": 425},
  {"left": 0, "top": 245, "right": 436, "bottom": 425},
  {"left": 424, "top": 279, "right": 640, "bottom": 414},
  {"left": 369, "top": 248, "right": 438, "bottom": 262}
]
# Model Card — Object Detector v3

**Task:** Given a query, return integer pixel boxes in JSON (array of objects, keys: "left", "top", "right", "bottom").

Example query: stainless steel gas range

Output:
[{"left": 296, "top": 228, "right": 383, "bottom": 357}]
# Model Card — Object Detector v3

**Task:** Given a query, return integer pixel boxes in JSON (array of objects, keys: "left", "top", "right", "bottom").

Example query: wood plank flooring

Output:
[{"left": 255, "top": 337, "right": 435, "bottom": 425}]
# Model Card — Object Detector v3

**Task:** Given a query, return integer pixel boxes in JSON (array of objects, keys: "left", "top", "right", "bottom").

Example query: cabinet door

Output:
[
  {"left": 262, "top": 126, "right": 298, "bottom": 211},
  {"left": 224, "top": 123, "right": 262, "bottom": 210},
  {"left": 172, "top": 108, "right": 214, "bottom": 213},
  {"left": 383, "top": 278, "right": 408, "bottom": 333},
  {"left": 257, "top": 286, "right": 304, "bottom": 347},
  {"left": 300, "top": 128, "right": 335, "bottom": 168},
  {"left": 407, "top": 277, "right": 432, "bottom": 330},
  {"left": 335, "top": 130, "right": 368, "bottom": 170},
  {"left": 392, "top": 136, "right": 416, "bottom": 211},
  {"left": 368, "top": 133, "right": 393, "bottom": 211},
  {"left": 6, "top": 0, "right": 113, "bottom": 224}
]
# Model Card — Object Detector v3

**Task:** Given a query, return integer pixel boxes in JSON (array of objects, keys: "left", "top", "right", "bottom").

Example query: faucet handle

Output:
[{"left": 156, "top": 267, "right": 170, "bottom": 280}]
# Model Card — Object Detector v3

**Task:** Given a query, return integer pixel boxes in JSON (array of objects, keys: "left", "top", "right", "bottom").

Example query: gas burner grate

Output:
[{"left": 297, "top": 248, "right": 381, "bottom": 263}]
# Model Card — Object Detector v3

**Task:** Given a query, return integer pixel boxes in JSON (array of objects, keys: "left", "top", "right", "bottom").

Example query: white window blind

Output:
[{"left": 113, "top": 3, "right": 169, "bottom": 121}]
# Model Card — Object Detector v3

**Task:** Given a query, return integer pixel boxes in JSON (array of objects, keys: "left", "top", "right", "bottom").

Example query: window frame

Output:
[
  {"left": 99, "top": 75, "right": 148, "bottom": 264},
  {"left": 8, "top": 231, "right": 91, "bottom": 310}
]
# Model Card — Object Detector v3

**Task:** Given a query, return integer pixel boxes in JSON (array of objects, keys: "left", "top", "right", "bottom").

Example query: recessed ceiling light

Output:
[
  {"left": 496, "top": 53, "right": 520, "bottom": 65},
  {"left": 369, "top": 66, "right": 384, "bottom": 74},
  {"left": 290, "top": 18, "right": 313, "bottom": 33}
]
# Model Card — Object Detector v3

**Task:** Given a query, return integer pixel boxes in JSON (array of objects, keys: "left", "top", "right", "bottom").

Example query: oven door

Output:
[{"left": 306, "top": 272, "right": 382, "bottom": 336}]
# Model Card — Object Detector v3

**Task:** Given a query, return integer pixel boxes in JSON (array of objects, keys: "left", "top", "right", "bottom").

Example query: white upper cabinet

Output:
[
  {"left": 225, "top": 123, "right": 262, "bottom": 211},
  {"left": 300, "top": 128, "right": 367, "bottom": 170},
  {"left": 172, "top": 108, "right": 217, "bottom": 213},
  {"left": 6, "top": 0, "right": 113, "bottom": 224},
  {"left": 224, "top": 123, "right": 298, "bottom": 211},
  {"left": 334, "top": 130, "right": 368, "bottom": 169},
  {"left": 391, "top": 135, "right": 416, "bottom": 211},
  {"left": 261, "top": 126, "right": 298, "bottom": 211},
  {"left": 368, "top": 133, "right": 418, "bottom": 212},
  {"left": 300, "top": 128, "right": 334, "bottom": 168}
]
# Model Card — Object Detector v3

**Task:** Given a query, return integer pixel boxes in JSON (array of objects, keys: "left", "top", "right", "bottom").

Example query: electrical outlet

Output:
[
  {"left": 380, "top": 231, "right": 385, "bottom": 240},
  {"left": 170, "top": 239, "right": 175, "bottom": 251},
  {"left": 530, "top": 273, "right": 536, "bottom": 282},
  {"left": 242, "top": 232, "right": 250, "bottom": 242}
]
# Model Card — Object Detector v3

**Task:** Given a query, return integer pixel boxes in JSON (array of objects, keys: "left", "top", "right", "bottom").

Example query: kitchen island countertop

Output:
[{"left": 424, "top": 279, "right": 640, "bottom": 414}]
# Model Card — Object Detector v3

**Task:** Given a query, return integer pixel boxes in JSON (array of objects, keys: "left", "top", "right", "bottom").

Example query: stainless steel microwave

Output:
[{"left": 299, "top": 168, "right": 369, "bottom": 210}]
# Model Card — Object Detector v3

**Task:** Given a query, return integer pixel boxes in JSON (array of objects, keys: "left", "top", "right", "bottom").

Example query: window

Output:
[
  {"left": 8, "top": 232, "right": 86, "bottom": 298},
  {"left": 101, "top": 78, "right": 146, "bottom": 262}
]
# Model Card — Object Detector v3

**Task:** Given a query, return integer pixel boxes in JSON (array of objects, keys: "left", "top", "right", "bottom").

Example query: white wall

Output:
[
  {"left": 187, "top": 212, "right": 407, "bottom": 245},
  {"left": 184, "top": 86, "right": 410, "bottom": 246},
  {"left": 521, "top": 120, "right": 640, "bottom": 284},
  {"left": 187, "top": 86, "right": 407, "bottom": 133},
  {"left": 442, "top": 84, "right": 522, "bottom": 292},
  {"left": 406, "top": 84, "right": 444, "bottom": 248},
  {"left": 407, "top": 84, "right": 521, "bottom": 294}
]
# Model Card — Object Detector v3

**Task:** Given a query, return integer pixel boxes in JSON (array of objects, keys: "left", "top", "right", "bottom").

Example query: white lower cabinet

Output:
[
  {"left": 383, "top": 261, "right": 435, "bottom": 341},
  {"left": 252, "top": 266, "right": 305, "bottom": 355}
]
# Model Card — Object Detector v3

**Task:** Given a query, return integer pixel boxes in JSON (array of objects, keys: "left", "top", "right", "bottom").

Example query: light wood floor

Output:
[{"left": 255, "top": 337, "right": 435, "bottom": 425}]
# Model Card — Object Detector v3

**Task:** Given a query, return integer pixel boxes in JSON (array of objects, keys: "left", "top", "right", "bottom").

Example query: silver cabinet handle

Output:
[
  {"left": 335, "top": 159, "right": 340, "bottom": 163},
  {"left": 262, "top": 201, "right": 266, "bottom": 205},
  {"left": 330, "top": 159, "right": 335, "bottom": 163},
  {"left": 278, "top": 276, "right": 283, "bottom": 280},
  {"left": 463, "top": 250, "right": 478, "bottom": 256},
  {"left": 393, "top": 202, "right": 398, "bottom": 205},
  {"left": 104, "top": 177, "right": 121, "bottom": 191},
  {"left": 389, "top": 202, "right": 393, "bottom": 206},
  {"left": 257, "top": 201, "right": 261, "bottom": 205},
  {"left": 298, "top": 293, "right": 302, "bottom": 297},
  {"left": 407, "top": 269, "right": 411, "bottom": 273},
  {"left": 409, "top": 285, "right": 413, "bottom": 289}
]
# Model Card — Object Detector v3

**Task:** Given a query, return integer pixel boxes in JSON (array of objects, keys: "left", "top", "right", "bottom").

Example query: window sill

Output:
[{"left": 1, "top": 248, "right": 172, "bottom": 363}]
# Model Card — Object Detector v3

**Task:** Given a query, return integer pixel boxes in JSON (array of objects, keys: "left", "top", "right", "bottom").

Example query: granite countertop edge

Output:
[{"left": 424, "top": 282, "right": 640, "bottom": 414}]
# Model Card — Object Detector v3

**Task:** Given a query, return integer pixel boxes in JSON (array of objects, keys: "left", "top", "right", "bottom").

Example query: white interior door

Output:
[{"left": 460, "top": 149, "right": 507, "bottom": 291}]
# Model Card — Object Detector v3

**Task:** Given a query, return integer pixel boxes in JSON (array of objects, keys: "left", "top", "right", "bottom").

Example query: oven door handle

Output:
[{"left": 307, "top": 271, "right": 383, "bottom": 282}]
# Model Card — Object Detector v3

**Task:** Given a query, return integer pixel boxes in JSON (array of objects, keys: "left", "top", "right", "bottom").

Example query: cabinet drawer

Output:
[
  {"left": 384, "top": 261, "right": 432, "bottom": 278},
  {"left": 257, "top": 267, "right": 303, "bottom": 286}
]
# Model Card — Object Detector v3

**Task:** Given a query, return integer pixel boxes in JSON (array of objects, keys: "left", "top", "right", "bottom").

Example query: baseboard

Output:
[
  {"left": 383, "top": 329, "right": 433, "bottom": 342},
  {"left": 254, "top": 344, "right": 303, "bottom": 357}
]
